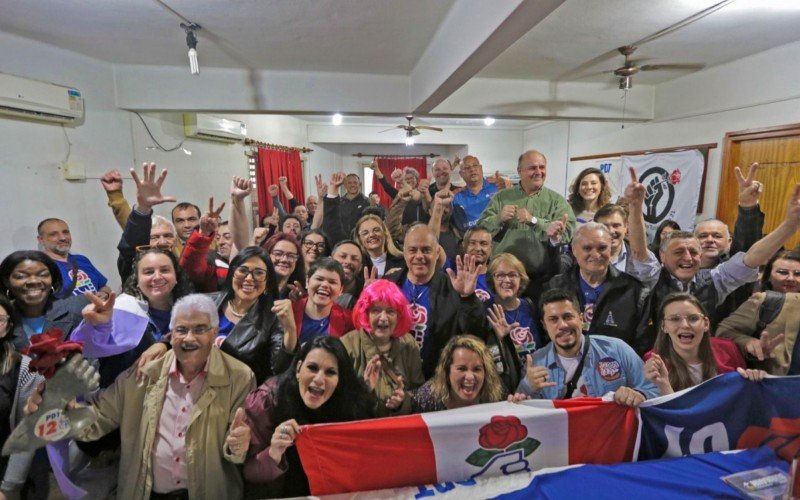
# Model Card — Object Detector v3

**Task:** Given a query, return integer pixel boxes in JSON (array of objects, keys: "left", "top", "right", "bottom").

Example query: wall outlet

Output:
[{"left": 62, "top": 160, "right": 86, "bottom": 181}]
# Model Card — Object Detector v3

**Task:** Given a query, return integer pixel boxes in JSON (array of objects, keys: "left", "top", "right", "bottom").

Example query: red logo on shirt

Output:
[{"left": 597, "top": 357, "right": 621, "bottom": 381}]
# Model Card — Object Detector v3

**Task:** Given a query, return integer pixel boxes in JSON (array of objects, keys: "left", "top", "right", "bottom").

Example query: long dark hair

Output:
[
  {"left": 761, "top": 250, "right": 800, "bottom": 291},
  {"left": 0, "top": 295, "right": 20, "bottom": 375},
  {"left": 263, "top": 232, "right": 306, "bottom": 287},
  {"left": 653, "top": 292, "right": 716, "bottom": 392},
  {"left": 273, "top": 336, "right": 374, "bottom": 425},
  {"left": 0, "top": 250, "right": 62, "bottom": 312},
  {"left": 122, "top": 248, "right": 194, "bottom": 305},
  {"left": 222, "top": 246, "right": 278, "bottom": 327}
]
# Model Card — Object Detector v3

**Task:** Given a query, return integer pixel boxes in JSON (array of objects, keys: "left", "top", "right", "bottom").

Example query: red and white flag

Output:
[{"left": 295, "top": 398, "right": 637, "bottom": 495}]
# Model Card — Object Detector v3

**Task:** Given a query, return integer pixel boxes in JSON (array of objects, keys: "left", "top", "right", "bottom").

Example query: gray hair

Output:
[
  {"left": 403, "top": 167, "right": 420, "bottom": 181},
  {"left": 659, "top": 230, "right": 698, "bottom": 254},
  {"left": 151, "top": 215, "right": 177, "bottom": 234},
  {"left": 695, "top": 219, "right": 730, "bottom": 238},
  {"left": 573, "top": 221, "right": 611, "bottom": 243},
  {"left": 169, "top": 294, "right": 219, "bottom": 329}
]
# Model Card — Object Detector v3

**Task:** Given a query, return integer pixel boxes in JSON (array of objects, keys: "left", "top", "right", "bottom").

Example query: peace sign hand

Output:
[
  {"left": 745, "top": 331, "right": 785, "bottom": 361},
  {"left": 81, "top": 291, "right": 117, "bottom": 326},
  {"left": 735, "top": 162, "right": 762, "bottom": 208},
  {"left": 199, "top": 196, "right": 226, "bottom": 236},
  {"left": 624, "top": 166, "right": 646, "bottom": 206}
]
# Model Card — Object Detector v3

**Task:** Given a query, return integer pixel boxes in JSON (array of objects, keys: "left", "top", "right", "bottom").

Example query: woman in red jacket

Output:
[{"left": 644, "top": 292, "right": 764, "bottom": 395}]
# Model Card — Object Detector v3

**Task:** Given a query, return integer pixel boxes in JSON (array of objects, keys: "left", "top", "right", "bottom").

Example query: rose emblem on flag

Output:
[
  {"left": 670, "top": 168, "right": 682, "bottom": 185},
  {"left": 466, "top": 416, "right": 540, "bottom": 467}
]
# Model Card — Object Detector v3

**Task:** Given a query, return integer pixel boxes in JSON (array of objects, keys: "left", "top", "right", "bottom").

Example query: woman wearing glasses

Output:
[
  {"left": 644, "top": 293, "right": 764, "bottom": 396},
  {"left": 299, "top": 230, "right": 329, "bottom": 269},
  {"left": 484, "top": 253, "right": 544, "bottom": 394},
  {"left": 262, "top": 232, "right": 306, "bottom": 299},
  {"left": 354, "top": 214, "right": 404, "bottom": 278}
]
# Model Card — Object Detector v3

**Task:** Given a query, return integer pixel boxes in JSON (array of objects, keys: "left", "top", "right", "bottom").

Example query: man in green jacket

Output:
[{"left": 477, "top": 150, "right": 575, "bottom": 299}]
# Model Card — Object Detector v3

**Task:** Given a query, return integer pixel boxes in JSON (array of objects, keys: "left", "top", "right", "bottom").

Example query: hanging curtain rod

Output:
[
  {"left": 352, "top": 153, "right": 439, "bottom": 158},
  {"left": 244, "top": 138, "right": 313, "bottom": 153}
]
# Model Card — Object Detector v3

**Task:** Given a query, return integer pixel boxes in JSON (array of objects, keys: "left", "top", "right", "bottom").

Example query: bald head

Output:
[
  {"left": 404, "top": 224, "right": 438, "bottom": 284},
  {"left": 695, "top": 219, "right": 732, "bottom": 266},
  {"left": 517, "top": 150, "right": 547, "bottom": 193}
]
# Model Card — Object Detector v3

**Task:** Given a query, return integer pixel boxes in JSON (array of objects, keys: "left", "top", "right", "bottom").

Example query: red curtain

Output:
[
  {"left": 372, "top": 157, "right": 427, "bottom": 208},
  {"left": 255, "top": 147, "right": 305, "bottom": 219}
]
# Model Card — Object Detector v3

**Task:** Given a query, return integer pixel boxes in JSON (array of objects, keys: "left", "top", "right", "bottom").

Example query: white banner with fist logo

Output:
[{"left": 620, "top": 150, "right": 704, "bottom": 239}]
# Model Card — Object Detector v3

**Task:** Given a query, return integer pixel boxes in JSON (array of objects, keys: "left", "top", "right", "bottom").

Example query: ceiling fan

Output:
[
  {"left": 380, "top": 115, "right": 443, "bottom": 145},
  {"left": 608, "top": 46, "right": 704, "bottom": 89}
]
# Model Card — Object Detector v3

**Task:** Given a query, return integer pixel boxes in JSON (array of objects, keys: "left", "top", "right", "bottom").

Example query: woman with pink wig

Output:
[{"left": 340, "top": 279, "right": 425, "bottom": 416}]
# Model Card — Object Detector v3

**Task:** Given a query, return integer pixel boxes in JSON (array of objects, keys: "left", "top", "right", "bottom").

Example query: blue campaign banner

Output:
[{"left": 637, "top": 373, "right": 800, "bottom": 461}]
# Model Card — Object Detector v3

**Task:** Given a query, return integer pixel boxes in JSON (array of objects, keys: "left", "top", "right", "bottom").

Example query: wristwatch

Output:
[{"left": 530, "top": 216, "right": 538, "bottom": 226}]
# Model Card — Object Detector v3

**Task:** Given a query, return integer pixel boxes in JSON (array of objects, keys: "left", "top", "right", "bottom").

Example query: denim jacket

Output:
[{"left": 517, "top": 334, "right": 659, "bottom": 400}]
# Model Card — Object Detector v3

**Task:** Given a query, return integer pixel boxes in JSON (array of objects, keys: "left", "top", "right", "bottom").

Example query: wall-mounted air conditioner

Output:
[
  {"left": 0, "top": 72, "right": 84, "bottom": 124},
  {"left": 183, "top": 113, "right": 247, "bottom": 143}
]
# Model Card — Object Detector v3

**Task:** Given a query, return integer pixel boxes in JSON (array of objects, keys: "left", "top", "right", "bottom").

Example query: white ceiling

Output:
[{"left": 3, "top": 0, "right": 800, "bottom": 119}]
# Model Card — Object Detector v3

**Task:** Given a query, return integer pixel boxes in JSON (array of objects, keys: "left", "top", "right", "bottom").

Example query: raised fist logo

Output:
[{"left": 639, "top": 167, "right": 675, "bottom": 224}]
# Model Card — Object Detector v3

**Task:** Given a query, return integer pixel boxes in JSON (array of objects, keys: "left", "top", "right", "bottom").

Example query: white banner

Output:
[{"left": 620, "top": 150, "right": 704, "bottom": 239}]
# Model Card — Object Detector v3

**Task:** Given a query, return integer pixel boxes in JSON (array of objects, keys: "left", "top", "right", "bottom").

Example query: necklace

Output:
[{"left": 227, "top": 301, "right": 246, "bottom": 318}]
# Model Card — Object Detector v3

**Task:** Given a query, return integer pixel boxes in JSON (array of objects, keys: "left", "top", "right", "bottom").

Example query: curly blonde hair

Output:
[{"left": 431, "top": 335, "right": 504, "bottom": 407}]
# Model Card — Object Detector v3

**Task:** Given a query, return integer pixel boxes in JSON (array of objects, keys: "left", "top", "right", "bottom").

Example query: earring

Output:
[
  {"left": 51, "top": 286, "right": 56, "bottom": 295},
  {"left": 4, "top": 290, "right": 10, "bottom": 298}
]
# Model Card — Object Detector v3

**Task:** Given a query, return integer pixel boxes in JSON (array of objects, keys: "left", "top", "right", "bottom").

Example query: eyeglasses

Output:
[
  {"left": 358, "top": 227, "right": 383, "bottom": 238},
  {"left": 0, "top": 315, "right": 9, "bottom": 327},
  {"left": 774, "top": 269, "right": 800, "bottom": 278},
  {"left": 172, "top": 325, "right": 213, "bottom": 336},
  {"left": 493, "top": 272, "right": 521, "bottom": 281},
  {"left": 460, "top": 163, "right": 482, "bottom": 172},
  {"left": 302, "top": 241, "right": 327, "bottom": 252},
  {"left": 664, "top": 314, "right": 704, "bottom": 326},
  {"left": 233, "top": 265, "right": 268, "bottom": 282},
  {"left": 270, "top": 250, "right": 298, "bottom": 263}
]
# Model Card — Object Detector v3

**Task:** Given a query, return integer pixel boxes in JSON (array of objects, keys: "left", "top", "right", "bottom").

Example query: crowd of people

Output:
[{"left": 1, "top": 151, "right": 798, "bottom": 498}]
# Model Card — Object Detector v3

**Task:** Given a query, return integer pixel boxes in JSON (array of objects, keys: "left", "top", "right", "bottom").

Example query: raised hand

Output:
[
  {"left": 418, "top": 178, "right": 430, "bottom": 191},
  {"left": 487, "top": 303, "right": 518, "bottom": 339},
  {"left": 547, "top": 213, "right": 569, "bottom": 242},
  {"left": 130, "top": 163, "right": 176, "bottom": 213},
  {"left": 624, "top": 166, "right": 646, "bottom": 209},
  {"left": 100, "top": 169, "right": 123, "bottom": 192},
  {"left": 287, "top": 280, "right": 306, "bottom": 301},
  {"left": 252, "top": 227, "right": 270, "bottom": 246},
  {"left": 330, "top": 172, "right": 346, "bottom": 193},
  {"left": 735, "top": 162, "right": 762, "bottom": 208},
  {"left": 644, "top": 353, "right": 672, "bottom": 395},
  {"left": 200, "top": 196, "right": 226, "bottom": 236},
  {"left": 390, "top": 169, "right": 404, "bottom": 183},
  {"left": 783, "top": 183, "right": 800, "bottom": 231},
  {"left": 446, "top": 254, "right": 479, "bottom": 297},
  {"left": 231, "top": 176, "right": 252, "bottom": 200},
  {"left": 225, "top": 408, "right": 251, "bottom": 457},
  {"left": 315, "top": 174, "right": 328, "bottom": 197},
  {"left": 81, "top": 291, "right": 117, "bottom": 326},
  {"left": 278, "top": 176, "right": 288, "bottom": 186},
  {"left": 524, "top": 355, "right": 556, "bottom": 392},
  {"left": 363, "top": 354, "right": 382, "bottom": 391},
  {"left": 268, "top": 184, "right": 279, "bottom": 197},
  {"left": 745, "top": 331, "right": 785, "bottom": 361},
  {"left": 363, "top": 265, "right": 379, "bottom": 288},
  {"left": 434, "top": 189, "right": 453, "bottom": 207},
  {"left": 272, "top": 299, "right": 297, "bottom": 352},
  {"left": 268, "top": 419, "right": 301, "bottom": 465}
]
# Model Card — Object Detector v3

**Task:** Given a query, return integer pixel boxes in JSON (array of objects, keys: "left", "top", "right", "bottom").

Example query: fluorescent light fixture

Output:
[
  {"left": 483, "top": 117, "right": 495, "bottom": 126},
  {"left": 332, "top": 113, "right": 343, "bottom": 126}
]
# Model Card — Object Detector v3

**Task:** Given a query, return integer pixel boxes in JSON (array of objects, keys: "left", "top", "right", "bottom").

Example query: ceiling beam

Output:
[{"left": 409, "top": 0, "right": 566, "bottom": 114}]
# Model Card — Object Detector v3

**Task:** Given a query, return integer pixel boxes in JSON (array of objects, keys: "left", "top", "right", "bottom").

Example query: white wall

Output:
[
  {"left": 0, "top": 32, "right": 311, "bottom": 289},
  {"left": 522, "top": 121, "right": 571, "bottom": 195},
  {"left": 524, "top": 39, "right": 800, "bottom": 219}
]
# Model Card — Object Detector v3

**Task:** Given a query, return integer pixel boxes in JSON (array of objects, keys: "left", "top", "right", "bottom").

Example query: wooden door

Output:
[{"left": 718, "top": 124, "right": 800, "bottom": 251}]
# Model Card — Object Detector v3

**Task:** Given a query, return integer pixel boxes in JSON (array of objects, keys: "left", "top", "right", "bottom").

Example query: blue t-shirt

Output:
[
  {"left": 55, "top": 254, "right": 108, "bottom": 299},
  {"left": 578, "top": 276, "right": 604, "bottom": 332},
  {"left": 402, "top": 279, "right": 433, "bottom": 373},
  {"left": 217, "top": 315, "right": 235, "bottom": 341},
  {"left": 452, "top": 181, "right": 498, "bottom": 232},
  {"left": 299, "top": 312, "right": 331, "bottom": 344},
  {"left": 502, "top": 299, "right": 543, "bottom": 358},
  {"left": 148, "top": 308, "right": 171, "bottom": 341}
]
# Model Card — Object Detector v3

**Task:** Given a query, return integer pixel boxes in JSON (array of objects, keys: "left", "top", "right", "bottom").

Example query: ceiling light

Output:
[
  {"left": 483, "top": 117, "right": 495, "bottom": 126},
  {"left": 618, "top": 76, "right": 632, "bottom": 90},
  {"left": 181, "top": 147, "right": 192, "bottom": 155},
  {"left": 404, "top": 131, "right": 415, "bottom": 146},
  {"left": 332, "top": 113, "right": 343, "bottom": 126},
  {"left": 181, "top": 23, "right": 201, "bottom": 76}
]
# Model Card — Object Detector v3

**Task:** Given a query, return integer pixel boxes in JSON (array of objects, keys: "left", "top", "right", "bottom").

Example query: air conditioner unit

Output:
[
  {"left": 0, "top": 72, "right": 84, "bottom": 124},
  {"left": 183, "top": 113, "right": 246, "bottom": 143}
]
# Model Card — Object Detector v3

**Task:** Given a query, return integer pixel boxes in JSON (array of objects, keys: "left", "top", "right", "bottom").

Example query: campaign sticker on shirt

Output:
[
  {"left": 35, "top": 408, "right": 72, "bottom": 442},
  {"left": 596, "top": 357, "right": 622, "bottom": 381},
  {"left": 409, "top": 303, "right": 428, "bottom": 350},
  {"left": 475, "top": 289, "right": 491, "bottom": 302}
]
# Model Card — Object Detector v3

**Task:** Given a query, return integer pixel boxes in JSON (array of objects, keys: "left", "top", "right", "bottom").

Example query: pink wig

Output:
[{"left": 352, "top": 279, "right": 413, "bottom": 338}]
